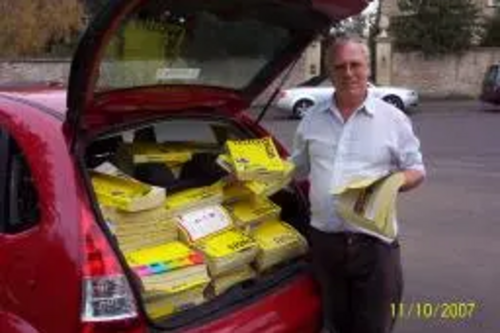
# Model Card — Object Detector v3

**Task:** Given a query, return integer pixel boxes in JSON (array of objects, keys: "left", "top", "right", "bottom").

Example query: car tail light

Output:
[
  {"left": 277, "top": 90, "right": 286, "bottom": 100},
  {"left": 80, "top": 206, "right": 146, "bottom": 333}
]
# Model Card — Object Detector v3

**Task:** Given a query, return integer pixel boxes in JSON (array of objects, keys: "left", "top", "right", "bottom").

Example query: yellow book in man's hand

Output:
[
  {"left": 225, "top": 137, "right": 284, "bottom": 181},
  {"left": 335, "top": 172, "right": 406, "bottom": 243}
]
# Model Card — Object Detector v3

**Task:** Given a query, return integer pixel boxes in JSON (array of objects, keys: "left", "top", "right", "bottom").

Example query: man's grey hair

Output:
[{"left": 324, "top": 33, "right": 370, "bottom": 64}]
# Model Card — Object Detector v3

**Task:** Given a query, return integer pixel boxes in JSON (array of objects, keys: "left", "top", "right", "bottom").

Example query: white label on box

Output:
[
  {"left": 156, "top": 68, "right": 200, "bottom": 80},
  {"left": 177, "top": 206, "right": 232, "bottom": 242}
]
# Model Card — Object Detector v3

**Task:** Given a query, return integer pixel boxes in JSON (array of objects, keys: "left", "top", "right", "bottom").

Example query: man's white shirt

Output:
[{"left": 290, "top": 92, "right": 426, "bottom": 237}]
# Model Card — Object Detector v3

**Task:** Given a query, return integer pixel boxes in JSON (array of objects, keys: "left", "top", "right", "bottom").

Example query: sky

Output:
[{"left": 363, "top": 0, "right": 379, "bottom": 14}]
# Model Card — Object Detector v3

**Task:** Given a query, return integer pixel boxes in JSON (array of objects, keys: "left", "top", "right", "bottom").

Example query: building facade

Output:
[{"left": 376, "top": 0, "right": 500, "bottom": 98}]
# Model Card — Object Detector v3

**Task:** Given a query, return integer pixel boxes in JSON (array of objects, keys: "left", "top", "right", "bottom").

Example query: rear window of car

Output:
[{"left": 97, "top": 0, "right": 296, "bottom": 92}]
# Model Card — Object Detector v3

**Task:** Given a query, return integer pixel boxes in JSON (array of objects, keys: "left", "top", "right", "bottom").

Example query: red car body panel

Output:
[
  {"left": 0, "top": 93, "right": 82, "bottom": 333},
  {"left": 184, "top": 275, "right": 321, "bottom": 333}
]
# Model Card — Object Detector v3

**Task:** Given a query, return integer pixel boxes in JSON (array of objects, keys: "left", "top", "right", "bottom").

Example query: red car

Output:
[{"left": 0, "top": 0, "right": 368, "bottom": 332}]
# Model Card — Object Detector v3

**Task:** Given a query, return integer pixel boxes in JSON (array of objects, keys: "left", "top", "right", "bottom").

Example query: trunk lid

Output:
[{"left": 65, "top": 0, "right": 370, "bottom": 133}]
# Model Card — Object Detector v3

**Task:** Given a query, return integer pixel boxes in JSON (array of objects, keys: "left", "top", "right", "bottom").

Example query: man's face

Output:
[{"left": 328, "top": 42, "right": 370, "bottom": 98}]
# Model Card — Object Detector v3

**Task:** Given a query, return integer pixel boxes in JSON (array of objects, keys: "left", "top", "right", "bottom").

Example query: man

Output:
[{"left": 290, "top": 35, "right": 425, "bottom": 333}]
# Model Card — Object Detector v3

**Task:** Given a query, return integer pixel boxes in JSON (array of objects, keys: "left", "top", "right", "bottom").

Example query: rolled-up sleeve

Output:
[
  {"left": 394, "top": 116, "right": 426, "bottom": 175},
  {"left": 289, "top": 120, "right": 310, "bottom": 179}
]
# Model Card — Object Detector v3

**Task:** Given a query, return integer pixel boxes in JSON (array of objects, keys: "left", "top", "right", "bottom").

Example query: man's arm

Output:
[
  {"left": 288, "top": 120, "right": 310, "bottom": 179},
  {"left": 394, "top": 115, "right": 426, "bottom": 192}
]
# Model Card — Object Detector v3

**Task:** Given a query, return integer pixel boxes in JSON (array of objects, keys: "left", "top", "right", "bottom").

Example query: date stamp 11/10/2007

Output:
[{"left": 391, "top": 302, "right": 478, "bottom": 320}]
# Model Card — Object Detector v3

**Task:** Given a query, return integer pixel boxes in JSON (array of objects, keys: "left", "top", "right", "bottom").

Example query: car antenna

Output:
[{"left": 255, "top": 55, "right": 301, "bottom": 124}]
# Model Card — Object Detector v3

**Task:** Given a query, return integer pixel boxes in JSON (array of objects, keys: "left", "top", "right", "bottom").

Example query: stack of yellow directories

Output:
[
  {"left": 144, "top": 285, "right": 206, "bottom": 319},
  {"left": 224, "top": 196, "right": 281, "bottom": 232},
  {"left": 244, "top": 160, "right": 295, "bottom": 197},
  {"left": 250, "top": 219, "right": 308, "bottom": 272},
  {"left": 223, "top": 137, "right": 285, "bottom": 181},
  {"left": 221, "top": 181, "right": 253, "bottom": 204},
  {"left": 217, "top": 154, "right": 295, "bottom": 198},
  {"left": 208, "top": 266, "right": 256, "bottom": 297},
  {"left": 176, "top": 205, "right": 234, "bottom": 244},
  {"left": 125, "top": 241, "right": 210, "bottom": 318},
  {"left": 102, "top": 206, "right": 178, "bottom": 252},
  {"left": 194, "top": 229, "right": 259, "bottom": 277}
]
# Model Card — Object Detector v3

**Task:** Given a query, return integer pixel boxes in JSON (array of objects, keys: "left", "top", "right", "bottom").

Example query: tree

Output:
[
  {"left": 84, "top": 0, "right": 108, "bottom": 17},
  {"left": 0, "top": 0, "right": 83, "bottom": 57},
  {"left": 482, "top": 9, "right": 500, "bottom": 46},
  {"left": 331, "top": 14, "right": 370, "bottom": 37},
  {"left": 329, "top": 3, "right": 381, "bottom": 77},
  {"left": 390, "top": 0, "right": 481, "bottom": 56}
]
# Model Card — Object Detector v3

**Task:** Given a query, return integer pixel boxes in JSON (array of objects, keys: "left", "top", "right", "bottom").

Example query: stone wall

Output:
[
  {"left": 0, "top": 55, "right": 311, "bottom": 105},
  {"left": 0, "top": 59, "right": 71, "bottom": 85},
  {"left": 391, "top": 48, "right": 500, "bottom": 98},
  {"left": 382, "top": 0, "right": 497, "bottom": 18}
]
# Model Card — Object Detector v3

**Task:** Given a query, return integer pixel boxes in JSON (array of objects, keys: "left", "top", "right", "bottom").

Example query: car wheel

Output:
[
  {"left": 383, "top": 95, "right": 405, "bottom": 112},
  {"left": 292, "top": 99, "right": 314, "bottom": 118}
]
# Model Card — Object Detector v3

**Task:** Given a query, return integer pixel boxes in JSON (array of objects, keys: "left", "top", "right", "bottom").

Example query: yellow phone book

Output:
[
  {"left": 224, "top": 197, "right": 281, "bottom": 228},
  {"left": 244, "top": 160, "right": 295, "bottom": 196},
  {"left": 125, "top": 241, "right": 203, "bottom": 268},
  {"left": 176, "top": 205, "right": 233, "bottom": 243},
  {"left": 335, "top": 173, "right": 406, "bottom": 243},
  {"left": 222, "top": 182, "right": 253, "bottom": 204},
  {"left": 165, "top": 182, "right": 224, "bottom": 217},
  {"left": 91, "top": 171, "right": 166, "bottom": 212},
  {"left": 225, "top": 137, "right": 285, "bottom": 181},
  {"left": 102, "top": 205, "right": 171, "bottom": 225},
  {"left": 195, "top": 229, "right": 259, "bottom": 276},
  {"left": 250, "top": 220, "right": 308, "bottom": 272},
  {"left": 126, "top": 241, "right": 210, "bottom": 298},
  {"left": 140, "top": 266, "right": 210, "bottom": 295},
  {"left": 144, "top": 284, "right": 206, "bottom": 319},
  {"left": 216, "top": 154, "right": 235, "bottom": 174},
  {"left": 208, "top": 266, "right": 256, "bottom": 297},
  {"left": 114, "top": 228, "right": 178, "bottom": 253},
  {"left": 126, "top": 142, "right": 194, "bottom": 165}
]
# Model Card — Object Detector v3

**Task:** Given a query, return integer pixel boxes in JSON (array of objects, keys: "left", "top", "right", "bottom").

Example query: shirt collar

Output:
[{"left": 324, "top": 91, "right": 377, "bottom": 117}]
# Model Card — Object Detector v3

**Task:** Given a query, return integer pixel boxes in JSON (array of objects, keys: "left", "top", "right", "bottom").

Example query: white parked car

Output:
[{"left": 274, "top": 81, "right": 419, "bottom": 118}]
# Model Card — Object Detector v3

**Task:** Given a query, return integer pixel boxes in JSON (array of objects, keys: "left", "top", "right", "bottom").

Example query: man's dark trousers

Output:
[{"left": 310, "top": 228, "right": 403, "bottom": 333}]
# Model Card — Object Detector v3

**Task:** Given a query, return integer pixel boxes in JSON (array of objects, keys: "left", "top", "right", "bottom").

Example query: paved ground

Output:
[{"left": 256, "top": 100, "right": 500, "bottom": 333}]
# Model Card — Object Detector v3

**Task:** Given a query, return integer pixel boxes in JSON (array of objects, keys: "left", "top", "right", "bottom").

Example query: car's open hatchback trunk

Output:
[
  {"left": 83, "top": 114, "right": 313, "bottom": 329},
  {"left": 70, "top": 0, "right": 370, "bottom": 330}
]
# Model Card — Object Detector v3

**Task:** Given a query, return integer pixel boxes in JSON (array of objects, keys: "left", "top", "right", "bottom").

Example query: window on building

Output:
[{"left": 0, "top": 128, "right": 41, "bottom": 234}]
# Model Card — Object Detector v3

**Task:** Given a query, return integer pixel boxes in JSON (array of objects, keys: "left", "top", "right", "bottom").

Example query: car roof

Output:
[{"left": 0, "top": 84, "right": 67, "bottom": 120}]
